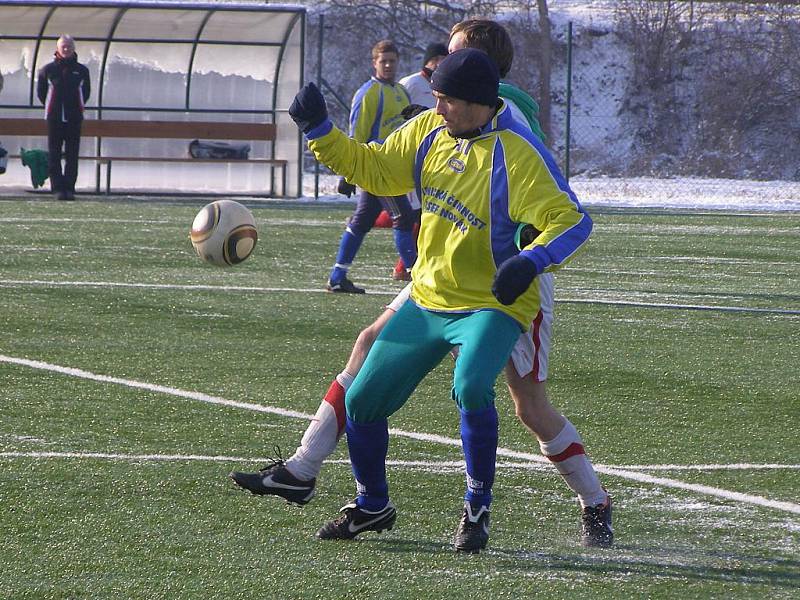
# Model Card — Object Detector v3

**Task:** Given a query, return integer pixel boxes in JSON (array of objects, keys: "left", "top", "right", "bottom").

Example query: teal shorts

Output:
[{"left": 346, "top": 301, "right": 522, "bottom": 422}]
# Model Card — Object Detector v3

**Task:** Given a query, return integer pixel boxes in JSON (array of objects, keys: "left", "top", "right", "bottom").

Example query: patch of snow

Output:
[{"left": 301, "top": 173, "right": 800, "bottom": 212}]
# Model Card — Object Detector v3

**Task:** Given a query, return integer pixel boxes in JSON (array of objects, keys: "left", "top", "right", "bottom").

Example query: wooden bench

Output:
[{"left": 0, "top": 117, "right": 287, "bottom": 196}]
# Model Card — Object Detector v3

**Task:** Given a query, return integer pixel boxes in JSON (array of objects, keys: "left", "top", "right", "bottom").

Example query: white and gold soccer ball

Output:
[{"left": 190, "top": 200, "right": 258, "bottom": 267}]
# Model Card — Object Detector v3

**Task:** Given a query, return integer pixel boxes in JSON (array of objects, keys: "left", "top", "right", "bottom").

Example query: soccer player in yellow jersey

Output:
[
  {"left": 326, "top": 40, "right": 416, "bottom": 293},
  {"left": 231, "top": 19, "right": 613, "bottom": 553},
  {"left": 286, "top": 49, "right": 593, "bottom": 552}
]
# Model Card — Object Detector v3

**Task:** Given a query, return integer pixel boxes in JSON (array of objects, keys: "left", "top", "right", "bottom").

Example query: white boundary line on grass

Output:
[
  {"left": 1, "top": 279, "right": 799, "bottom": 315},
  {"left": 3, "top": 452, "right": 797, "bottom": 475},
  {"left": 2, "top": 353, "right": 800, "bottom": 516}
]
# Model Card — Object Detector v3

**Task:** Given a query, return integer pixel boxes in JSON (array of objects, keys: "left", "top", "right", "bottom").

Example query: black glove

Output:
[
  {"left": 289, "top": 82, "right": 328, "bottom": 133},
  {"left": 492, "top": 255, "right": 539, "bottom": 305},
  {"left": 337, "top": 177, "right": 356, "bottom": 198},
  {"left": 516, "top": 224, "right": 541, "bottom": 249},
  {"left": 401, "top": 104, "right": 428, "bottom": 120}
]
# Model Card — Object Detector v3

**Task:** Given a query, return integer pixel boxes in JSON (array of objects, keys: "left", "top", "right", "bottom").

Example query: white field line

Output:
[
  {"left": 600, "top": 463, "right": 800, "bottom": 471},
  {"left": 2, "top": 353, "right": 799, "bottom": 516},
  {"left": 2, "top": 452, "right": 797, "bottom": 474},
  {"left": 0, "top": 451, "right": 535, "bottom": 471},
  {"left": 2, "top": 279, "right": 799, "bottom": 315}
]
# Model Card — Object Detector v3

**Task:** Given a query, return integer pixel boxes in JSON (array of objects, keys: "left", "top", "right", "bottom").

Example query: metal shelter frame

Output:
[{"left": 0, "top": 0, "right": 306, "bottom": 197}]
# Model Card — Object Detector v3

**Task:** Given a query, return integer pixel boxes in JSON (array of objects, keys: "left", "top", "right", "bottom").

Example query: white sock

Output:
[
  {"left": 539, "top": 419, "right": 607, "bottom": 508},
  {"left": 336, "top": 370, "right": 355, "bottom": 390},
  {"left": 285, "top": 371, "right": 353, "bottom": 481}
]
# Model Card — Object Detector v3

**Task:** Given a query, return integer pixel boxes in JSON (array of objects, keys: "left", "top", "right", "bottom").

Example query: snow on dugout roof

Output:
[{"left": 0, "top": 0, "right": 307, "bottom": 197}]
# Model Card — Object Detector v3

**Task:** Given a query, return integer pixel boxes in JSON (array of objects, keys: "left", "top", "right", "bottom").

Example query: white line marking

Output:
[
  {"left": 0, "top": 279, "right": 363, "bottom": 296},
  {"left": 1, "top": 279, "right": 798, "bottom": 314},
  {"left": 2, "top": 449, "right": 794, "bottom": 473},
  {"left": 0, "top": 451, "right": 257, "bottom": 462},
  {"left": 600, "top": 463, "right": 800, "bottom": 471},
  {"left": 2, "top": 353, "right": 799, "bottom": 515},
  {"left": 0, "top": 451, "right": 544, "bottom": 472},
  {"left": 0, "top": 354, "right": 312, "bottom": 420}
]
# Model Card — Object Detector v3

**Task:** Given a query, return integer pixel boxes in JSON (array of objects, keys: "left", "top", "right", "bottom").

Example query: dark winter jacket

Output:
[{"left": 37, "top": 53, "right": 90, "bottom": 123}]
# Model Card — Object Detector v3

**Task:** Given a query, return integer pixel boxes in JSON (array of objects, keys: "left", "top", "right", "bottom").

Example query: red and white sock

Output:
[
  {"left": 285, "top": 370, "right": 353, "bottom": 481},
  {"left": 539, "top": 419, "right": 607, "bottom": 508}
]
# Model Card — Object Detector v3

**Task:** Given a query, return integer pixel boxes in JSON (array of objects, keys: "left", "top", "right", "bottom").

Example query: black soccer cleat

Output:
[
  {"left": 326, "top": 276, "right": 365, "bottom": 294},
  {"left": 453, "top": 502, "right": 490, "bottom": 553},
  {"left": 316, "top": 500, "right": 396, "bottom": 540},
  {"left": 581, "top": 494, "right": 614, "bottom": 548},
  {"left": 229, "top": 460, "right": 316, "bottom": 506}
]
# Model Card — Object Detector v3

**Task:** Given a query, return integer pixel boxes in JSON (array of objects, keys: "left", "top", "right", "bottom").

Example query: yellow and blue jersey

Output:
[
  {"left": 349, "top": 77, "right": 410, "bottom": 143},
  {"left": 307, "top": 101, "right": 592, "bottom": 329}
]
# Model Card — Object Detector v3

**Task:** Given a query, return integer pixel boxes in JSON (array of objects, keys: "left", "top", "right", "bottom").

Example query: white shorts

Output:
[
  {"left": 385, "top": 273, "right": 554, "bottom": 381},
  {"left": 509, "top": 272, "right": 553, "bottom": 381}
]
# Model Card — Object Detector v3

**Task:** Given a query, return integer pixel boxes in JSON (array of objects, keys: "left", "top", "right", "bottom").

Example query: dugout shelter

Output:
[{"left": 0, "top": 0, "right": 306, "bottom": 197}]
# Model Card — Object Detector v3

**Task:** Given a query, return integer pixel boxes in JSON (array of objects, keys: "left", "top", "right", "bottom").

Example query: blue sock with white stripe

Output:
[
  {"left": 345, "top": 417, "right": 389, "bottom": 511},
  {"left": 330, "top": 226, "right": 365, "bottom": 282},
  {"left": 392, "top": 228, "right": 417, "bottom": 271},
  {"left": 460, "top": 405, "right": 498, "bottom": 510}
]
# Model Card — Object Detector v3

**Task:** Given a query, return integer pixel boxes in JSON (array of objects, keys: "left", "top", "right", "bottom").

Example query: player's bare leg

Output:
[{"left": 504, "top": 363, "right": 613, "bottom": 546}]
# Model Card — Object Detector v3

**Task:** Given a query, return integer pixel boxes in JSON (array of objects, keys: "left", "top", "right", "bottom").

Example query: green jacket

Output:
[
  {"left": 498, "top": 82, "right": 546, "bottom": 143},
  {"left": 20, "top": 148, "right": 49, "bottom": 188}
]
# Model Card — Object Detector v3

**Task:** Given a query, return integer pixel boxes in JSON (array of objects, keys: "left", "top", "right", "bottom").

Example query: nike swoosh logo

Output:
[
  {"left": 347, "top": 512, "right": 390, "bottom": 534},
  {"left": 261, "top": 474, "right": 311, "bottom": 491}
]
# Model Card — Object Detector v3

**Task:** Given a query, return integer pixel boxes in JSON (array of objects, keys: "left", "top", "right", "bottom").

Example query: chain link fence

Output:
[{"left": 304, "top": 1, "right": 800, "bottom": 206}]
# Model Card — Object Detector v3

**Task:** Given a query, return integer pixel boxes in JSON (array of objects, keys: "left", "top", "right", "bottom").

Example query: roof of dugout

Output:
[{"left": 0, "top": 0, "right": 306, "bottom": 197}]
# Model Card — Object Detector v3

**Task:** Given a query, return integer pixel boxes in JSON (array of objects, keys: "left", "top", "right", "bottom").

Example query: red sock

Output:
[{"left": 323, "top": 379, "right": 346, "bottom": 435}]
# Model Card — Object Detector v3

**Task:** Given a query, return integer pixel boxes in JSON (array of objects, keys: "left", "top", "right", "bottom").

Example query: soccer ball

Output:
[{"left": 190, "top": 200, "right": 258, "bottom": 267}]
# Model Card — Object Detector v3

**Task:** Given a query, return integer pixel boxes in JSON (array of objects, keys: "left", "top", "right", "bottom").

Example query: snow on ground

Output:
[
  {"left": 1, "top": 172, "right": 798, "bottom": 212},
  {"left": 547, "top": 0, "right": 619, "bottom": 28},
  {"left": 302, "top": 173, "right": 800, "bottom": 212}
]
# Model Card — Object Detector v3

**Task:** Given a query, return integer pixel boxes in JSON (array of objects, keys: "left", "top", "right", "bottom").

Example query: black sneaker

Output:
[
  {"left": 229, "top": 460, "right": 316, "bottom": 506},
  {"left": 326, "top": 276, "right": 365, "bottom": 294},
  {"left": 316, "top": 500, "right": 396, "bottom": 540},
  {"left": 453, "top": 503, "right": 490, "bottom": 553},
  {"left": 581, "top": 495, "right": 614, "bottom": 547}
]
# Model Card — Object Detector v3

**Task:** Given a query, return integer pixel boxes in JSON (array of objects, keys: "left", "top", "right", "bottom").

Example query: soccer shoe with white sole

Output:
[
  {"left": 453, "top": 502, "right": 490, "bottom": 553},
  {"left": 316, "top": 500, "right": 396, "bottom": 540},
  {"left": 580, "top": 494, "right": 614, "bottom": 547},
  {"left": 326, "top": 276, "right": 365, "bottom": 294},
  {"left": 229, "top": 461, "right": 316, "bottom": 506}
]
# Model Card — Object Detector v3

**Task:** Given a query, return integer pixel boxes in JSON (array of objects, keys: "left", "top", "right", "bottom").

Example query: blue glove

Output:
[
  {"left": 289, "top": 82, "right": 328, "bottom": 133},
  {"left": 337, "top": 177, "right": 356, "bottom": 198},
  {"left": 492, "top": 254, "right": 540, "bottom": 305}
]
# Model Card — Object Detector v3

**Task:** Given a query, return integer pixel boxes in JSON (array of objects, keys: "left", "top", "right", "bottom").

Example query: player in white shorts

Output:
[{"left": 230, "top": 18, "right": 612, "bottom": 548}]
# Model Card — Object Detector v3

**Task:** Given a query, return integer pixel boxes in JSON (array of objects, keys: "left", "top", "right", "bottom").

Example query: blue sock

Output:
[
  {"left": 460, "top": 405, "right": 498, "bottom": 510},
  {"left": 330, "top": 226, "right": 366, "bottom": 282},
  {"left": 346, "top": 417, "right": 389, "bottom": 510},
  {"left": 392, "top": 228, "right": 417, "bottom": 271}
]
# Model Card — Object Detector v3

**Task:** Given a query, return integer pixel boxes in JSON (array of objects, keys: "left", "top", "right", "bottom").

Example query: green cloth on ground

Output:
[{"left": 20, "top": 147, "right": 49, "bottom": 188}]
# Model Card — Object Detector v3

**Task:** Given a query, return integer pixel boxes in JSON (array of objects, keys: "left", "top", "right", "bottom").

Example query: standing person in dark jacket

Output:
[{"left": 37, "top": 35, "right": 90, "bottom": 201}]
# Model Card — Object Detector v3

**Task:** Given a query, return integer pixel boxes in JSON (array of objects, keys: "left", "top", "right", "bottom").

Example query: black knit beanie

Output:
[
  {"left": 423, "top": 42, "right": 448, "bottom": 65},
  {"left": 430, "top": 48, "right": 499, "bottom": 106}
]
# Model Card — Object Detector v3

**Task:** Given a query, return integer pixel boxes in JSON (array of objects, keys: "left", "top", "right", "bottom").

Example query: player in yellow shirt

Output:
[
  {"left": 327, "top": 40, "right": 416, "bottom": 293},
  {"left": 288, "top": 49, "right": 592, "bottom": 553}
]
